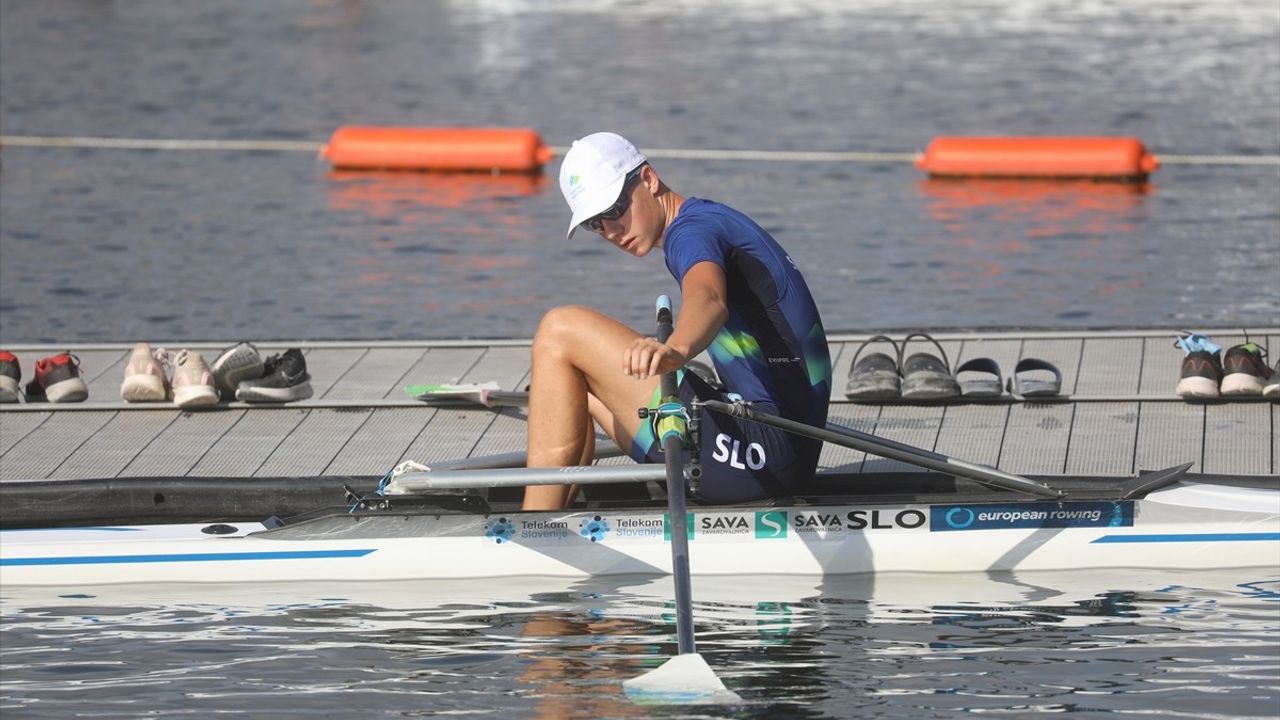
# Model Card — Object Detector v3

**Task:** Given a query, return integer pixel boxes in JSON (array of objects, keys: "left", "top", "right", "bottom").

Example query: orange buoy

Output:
[
  {"left": 322, "top": 126, "right": 554, "bottom": 173},
  {"left": 916, "top": 137, "right": 1159, "bottom": 180}
]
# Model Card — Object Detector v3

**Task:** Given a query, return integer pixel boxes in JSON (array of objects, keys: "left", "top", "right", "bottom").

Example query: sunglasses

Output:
[{"left": 580, "top": 166, "right": 645, "bottom": 234}]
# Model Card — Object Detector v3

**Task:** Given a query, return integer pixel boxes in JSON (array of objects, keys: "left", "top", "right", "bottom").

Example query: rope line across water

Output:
[{"left": 2, "top": 134, "right": 1278, "bottom": 166}]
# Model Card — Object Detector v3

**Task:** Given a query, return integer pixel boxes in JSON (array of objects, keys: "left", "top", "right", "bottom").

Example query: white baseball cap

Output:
[{"left": 558, "top": 132, "right": 647, "bottom": 240}]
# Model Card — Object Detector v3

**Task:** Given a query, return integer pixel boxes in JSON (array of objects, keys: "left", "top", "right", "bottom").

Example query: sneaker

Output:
[
  {"left": 1221, "top": 341, "right": 1271, "bottom": 396},
  {"left": 210, "top": 341, "right": 264, "bottom": 401},
  {"left": 0, "top": 351, "right": 21, "bottom": 403},
  {"left": 120, "top": 343, "right": 171, "bottom": 402},
  {"left": 171, "top": 349, "right": 219, "bottom": 408},
  {"left": 235, "top": 349, "right": 313, "bottom": 403},
  {"left": 25, "top": 353, "right": 88, "bottom": 403},
  {"left": 1174, "top": 332, "right": 1222, "bottom": 399},
  {"left": 1264, "top": 359, "right": 1280, "bottom": 399}
]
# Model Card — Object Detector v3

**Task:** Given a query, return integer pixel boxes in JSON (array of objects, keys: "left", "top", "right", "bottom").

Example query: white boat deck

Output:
[{"left": 1, "top": 329, "right": 1277, "bottom": 483}]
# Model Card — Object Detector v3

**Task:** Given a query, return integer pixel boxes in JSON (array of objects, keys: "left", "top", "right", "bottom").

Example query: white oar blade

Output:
[
  {"left": 408, "top": 382, "right": 500, "bottom": 407},
  {"left": 623, "top": 653, "right": 742, "bottom": 705}
]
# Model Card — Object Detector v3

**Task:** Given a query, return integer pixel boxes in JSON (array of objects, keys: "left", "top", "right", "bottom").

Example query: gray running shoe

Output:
[
  {"left": 236, "top": 349, "right": 313, "bottom": 403},
  {"left": 210, "top": 341, "right": 264, "bottom": 400}
]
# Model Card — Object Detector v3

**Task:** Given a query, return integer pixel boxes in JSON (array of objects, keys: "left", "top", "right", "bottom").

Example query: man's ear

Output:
[{"left": 641, "top": 164, "right": 660, "bottom": 194}]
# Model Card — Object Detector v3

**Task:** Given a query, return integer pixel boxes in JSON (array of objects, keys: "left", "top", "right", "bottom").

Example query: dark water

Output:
[
  {"left": 2, "top": 571, "right": 1278, "bottom": 719},
  {"left": 1, "top": 0, "right": 1277, "bottom": 343}
]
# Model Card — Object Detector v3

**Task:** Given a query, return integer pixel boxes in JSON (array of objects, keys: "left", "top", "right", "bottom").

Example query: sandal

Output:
[
  {"left": 844, "top": 335, "right": 901, "bottom": 400},
  {"left": 1006, "top": 358, "right": 1063, "bottom": 397},
  {"left": 954, "top": 357, "right": 1003, "bottom": 398},
  {"left": 899, "top": 333, "right": 960, "bottom": 400}
]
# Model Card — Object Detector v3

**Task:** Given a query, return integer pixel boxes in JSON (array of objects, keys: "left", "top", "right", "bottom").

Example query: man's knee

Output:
[{"left": 533, "top": 305, "right": 597, "bottom": 355}]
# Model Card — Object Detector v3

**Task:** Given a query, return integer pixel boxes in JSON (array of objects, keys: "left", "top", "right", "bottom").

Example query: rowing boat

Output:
[{"left": 3, "top": 468, "right": 1276, "bottom": 588}]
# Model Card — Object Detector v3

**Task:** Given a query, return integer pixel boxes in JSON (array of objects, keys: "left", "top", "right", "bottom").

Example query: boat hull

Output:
[{"left": 2, "top": 482, "right": 1277, "bottom": 587}]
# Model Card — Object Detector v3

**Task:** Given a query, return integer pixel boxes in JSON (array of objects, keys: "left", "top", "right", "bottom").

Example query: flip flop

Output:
[
  {"left": 899, "top": 333, "right": 960, "bottom": 401},
  {"left": 1006, "top": 358, "right": 1063, "bottom": 398},
  {"left": 845, "top": 335, "right": 901, "bottom": 400},
  {"left": 954, "top": 357, "right": 1003, "bottom": 398}
]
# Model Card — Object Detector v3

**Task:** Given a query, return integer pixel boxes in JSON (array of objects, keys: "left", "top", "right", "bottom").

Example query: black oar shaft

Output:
[
  {"left": 701, "top": 400, "right": 1064, "bottom": 499},
  {"left": 656, "top": 297, "right": 696, "bottom": 656}
]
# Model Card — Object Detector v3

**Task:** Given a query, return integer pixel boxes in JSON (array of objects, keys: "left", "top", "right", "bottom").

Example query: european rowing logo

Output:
[
  {"left": 755, "top": 511, "right": 788, "bottom": 539},
  {"left": 931, "top": 501, "right": 1135, "bottom": 532},
  {"left": 579, "top": 515, "right": 610, "bottom": 543},
  {"left": 945, "top": 507, "right": 976, "bottom": 530},
  {"left": 484, "top": 517, "right": 514, "bottom": 544}
]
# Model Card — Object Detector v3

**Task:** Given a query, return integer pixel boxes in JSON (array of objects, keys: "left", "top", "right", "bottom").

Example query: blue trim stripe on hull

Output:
[
  {"left": 2, "top": 549, "right": 376, "bottom": 567},
  {"left": 1093, "top": 533, "right": 1280, "bottom": 544}
]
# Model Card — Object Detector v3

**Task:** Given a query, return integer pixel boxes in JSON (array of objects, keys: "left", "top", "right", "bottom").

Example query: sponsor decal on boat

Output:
[
  {"left": 931, "top": 501, "right": 1134, "bottom": 532},
  {"left": 699, "top": 513, "right": 753, "bottom": 535},
  {"left": 611, "top": 516, "right": 664, "bottom": 539},
  {"left": 519, "top": 519, "right": 571, "bottom": 540},
  {"left": 755, "top": 511, "right": 788, "bottom": 539},
  {"left": 484, "top": 517, "right": 514, "bottom": 544},
  {"left": 579, "top": 515, "right": 610, "bottom": 542},
  {"left": 788, "top": 508, "right": 930, "bottom": 533},
  {"left": 663, "top": 513, "right": 696, "bottom": 542}
]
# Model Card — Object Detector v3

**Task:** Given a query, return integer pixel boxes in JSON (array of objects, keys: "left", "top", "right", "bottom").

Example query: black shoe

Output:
[
  {"left": 0, "top": 351, "right": 22, "bottom": 402},
  {"left": 1221, "top": 342, "right": 1270, "bottom": 396},
  {"left": 235, "top": 349, "right": 313, "bottom": 403}
]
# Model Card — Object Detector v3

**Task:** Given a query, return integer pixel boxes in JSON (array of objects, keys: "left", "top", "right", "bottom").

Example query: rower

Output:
[{"left": 522, "top": 132, "right": 832, "bottom": 510}]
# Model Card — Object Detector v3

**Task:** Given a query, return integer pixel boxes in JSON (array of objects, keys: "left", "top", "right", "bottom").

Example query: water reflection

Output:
[
  {"left": 326, "top": 169, "right": 548, "bottom": 218},
  {"left": 919, "top": 177, "right": 1151, "bottom": 239},
  {"left": 2, "top": 571, "right": 1276, "bottom": 717}
]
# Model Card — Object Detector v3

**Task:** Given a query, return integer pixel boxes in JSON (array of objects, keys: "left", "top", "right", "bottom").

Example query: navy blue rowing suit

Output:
[{"left": 629, "top": 198, "right": 832, "bottom": 503}]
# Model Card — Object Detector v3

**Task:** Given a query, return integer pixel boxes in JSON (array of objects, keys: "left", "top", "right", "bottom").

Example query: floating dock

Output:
[{"left": 1, "top": 329, "right": 1276, "bottom": 490}]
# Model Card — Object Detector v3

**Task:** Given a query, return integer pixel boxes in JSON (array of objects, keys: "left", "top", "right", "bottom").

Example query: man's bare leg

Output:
[{"left": 523, "top": 306, "right": 661, "bottom": 510}]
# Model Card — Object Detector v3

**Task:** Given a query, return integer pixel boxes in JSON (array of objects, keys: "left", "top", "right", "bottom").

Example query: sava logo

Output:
[
  {"left": 792, "top": 512, "right": 845, "bottom": 532},
  {"left": 711, "top": 433, "right": 766, "bottom": 470},
  {"left": 755, "top": 511, "right": 788, "bottom": 539},
  {"left": 700, "top": 515, "right": 751, "bottom": 535}
]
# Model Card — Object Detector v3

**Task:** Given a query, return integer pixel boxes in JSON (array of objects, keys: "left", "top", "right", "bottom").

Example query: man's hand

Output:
[{"left": 623, "top": 337, "right": 688, "bottom": 380}]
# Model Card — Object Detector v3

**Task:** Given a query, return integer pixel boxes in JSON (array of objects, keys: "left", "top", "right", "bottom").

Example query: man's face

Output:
[{"left": 592, "top": 166, "right": 660, "bottom": 257}]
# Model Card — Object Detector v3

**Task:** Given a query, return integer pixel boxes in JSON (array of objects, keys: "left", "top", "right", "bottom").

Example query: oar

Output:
[
  {"left": 622, "top": 296, "right": 741, "bottom": 705},
  {"left": 701, "top": 399, "right": 1064, "bottom": 499}
]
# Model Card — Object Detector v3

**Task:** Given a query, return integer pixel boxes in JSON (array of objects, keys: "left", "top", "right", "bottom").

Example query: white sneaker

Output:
[
  {"left": 171, "top": 350, "right": 219, "bottom": 408},
  {"left": 1264, "top": 360, "right": 1280, "bottom": 399},
  {"left": 120, "top": 343, "right": 170, "bottom": 402}
]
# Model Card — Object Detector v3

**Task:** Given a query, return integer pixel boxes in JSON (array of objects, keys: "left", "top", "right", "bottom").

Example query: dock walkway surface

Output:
[{"left": 2, "top": 329, "right": 1277, "bottom": 483}]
